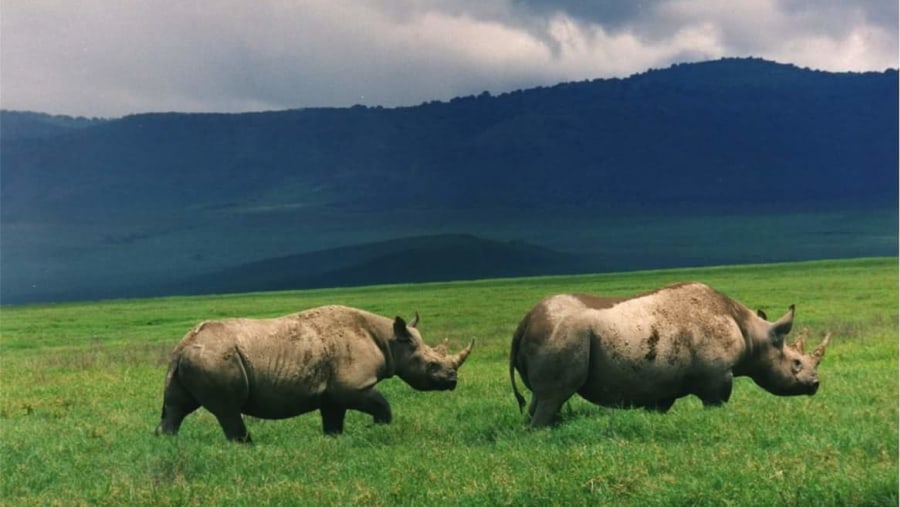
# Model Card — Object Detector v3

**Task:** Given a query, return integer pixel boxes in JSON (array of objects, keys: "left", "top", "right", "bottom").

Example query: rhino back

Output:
[{"left": 576, "top": 283, "right": 748, "bottom": 404}]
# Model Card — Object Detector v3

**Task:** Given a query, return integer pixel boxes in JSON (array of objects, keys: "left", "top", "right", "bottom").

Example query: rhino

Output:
[
  {"left": 155, "top": 305, "right": 474, "bottom": 442},
  {"left": 509, "top": 282, "right": 831, "bottom": 427}
]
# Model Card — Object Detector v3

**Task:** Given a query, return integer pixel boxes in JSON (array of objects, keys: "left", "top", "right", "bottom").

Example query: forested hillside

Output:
[{"left": 1, "top": 58, "right": 896, "bottom": 303}]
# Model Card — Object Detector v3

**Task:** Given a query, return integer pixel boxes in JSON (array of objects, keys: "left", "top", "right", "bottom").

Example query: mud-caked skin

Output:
[
  {"left": 155, "top": 305, "right": 474, "bottom": 442},
  {"left": 509, "top": 283, "right": 831, "bottom": 427}
]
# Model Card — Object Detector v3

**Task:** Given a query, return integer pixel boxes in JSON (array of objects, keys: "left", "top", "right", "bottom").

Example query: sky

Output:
[{"left": 2, "top": 0, "right": 897, "bottom": 118}]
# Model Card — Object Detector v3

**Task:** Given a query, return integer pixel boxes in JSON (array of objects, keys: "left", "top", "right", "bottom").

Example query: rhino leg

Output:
[
  {"left": 348, "top": 388, "right": 392, "bottom": 425},
  {"left": 529, "top": 394, "right": 569, "bottom": 428},
  {"left": 697, "top": 371, "right": 734, "bottom": 407},
  {"left": 156, "top": 367, "right": 201, "bottom": 436},
  {"left": 524, "top": 335, "right": 589, "bottom": 428},
  {"left": 318, "top": 387, "right": 392, "bottom": 435},
  {"left": 177, "top": 345, "right": 252, "bottom": 442},
  {"left": 320, "top": 399, "right": 347, "bottom": 435},
  {"left": 214, "top": 411, "right": 252, "bottom": 443},
  {"left": 645, "top": 398, "right": 676, "bottom": 413}
]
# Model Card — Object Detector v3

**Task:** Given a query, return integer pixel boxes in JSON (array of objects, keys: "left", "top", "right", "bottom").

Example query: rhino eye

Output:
[
  {"left": 427, "top": 362, "right": 440, "bottom": 373},
  {"left": 792, "top": 359, "right": 802, "bottom": 372}
]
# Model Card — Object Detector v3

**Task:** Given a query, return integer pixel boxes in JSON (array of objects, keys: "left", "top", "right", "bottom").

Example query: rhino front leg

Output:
[
  {"left": 697, "top": 371, "right": 733, "bottom": 407},
  {"left": 320, "top": 399, "right": 348, "bottom": 436},
  {"left": 645, "top": 398, "right": 676, "bottom": 413},
  {"left": 318, "top": 388, "right": 391, "bottom": 435},
  {"left": 348, "top": 387, "right": 392, "bottom": 425}
]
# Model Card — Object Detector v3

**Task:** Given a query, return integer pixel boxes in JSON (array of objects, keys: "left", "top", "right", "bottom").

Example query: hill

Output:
[
  {"left": 0, "top": 111, "right": 108, "bottom": 141},
  {"left": 0, "top": 58, "right": 897, "bottom": 303},
  {"left": 169, "top": 234, "right": 591, "bottom": 296}
]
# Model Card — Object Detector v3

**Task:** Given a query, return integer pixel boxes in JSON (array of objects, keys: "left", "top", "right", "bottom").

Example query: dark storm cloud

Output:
[
  {"left": 1, "top": 1, "right": 895, "bottom": 117},
  {"left": 513, "top": 0, "right": 658, "bottom": 27}
]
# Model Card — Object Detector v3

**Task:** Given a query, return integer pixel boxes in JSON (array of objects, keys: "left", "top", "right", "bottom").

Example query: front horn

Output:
[
  {"left": 812, "top": 332, "right": 832, "bottom": 364},
  {"left": 451, "top": 340, "right": 475, "bottom": 368}
]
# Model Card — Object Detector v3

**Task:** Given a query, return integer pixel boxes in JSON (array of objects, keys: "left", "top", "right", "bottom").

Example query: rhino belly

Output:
[
  {"left": 241, "top": 380, "right": 325, "bottom": 419},
  {"left": 579, "top": 359, "right": 685, "bottom": 407}
]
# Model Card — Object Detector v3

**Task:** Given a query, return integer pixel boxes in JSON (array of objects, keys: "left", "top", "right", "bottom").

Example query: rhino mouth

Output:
[
  {"left": 437, "top": 378, "right": 457, "bottom": 391},
  {"left": 439, "top": 377, "right": 458, "bottom": 391},
  {"left": 415, "top": 378, "right": 457, "bottom": 391}
]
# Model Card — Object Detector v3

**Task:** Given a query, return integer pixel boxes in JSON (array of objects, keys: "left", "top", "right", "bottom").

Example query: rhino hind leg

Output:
[
  {"left": 527, "top": 396, "right": 538, "bottom": 418},
  {"left": 155, "top": 374, "right": 201, "bottom": 436},
  {"left": 524, "top": 356, "right": 588, "bottom": 428},
  {"left": 213, "top": 411, "right": 252, "bottom": 443},
  {"left": 529, "top": 393, "right": 569, "bottom": 428}
]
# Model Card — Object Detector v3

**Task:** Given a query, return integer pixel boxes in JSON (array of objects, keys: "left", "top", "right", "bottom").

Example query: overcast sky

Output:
[{"left": 2, "top": 0, "right": 897, "bottom": 118}]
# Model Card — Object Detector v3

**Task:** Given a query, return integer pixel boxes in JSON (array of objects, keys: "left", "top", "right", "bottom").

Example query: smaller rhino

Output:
[{"left": 155, "top": 305, "right": 474, "bottom": 442}]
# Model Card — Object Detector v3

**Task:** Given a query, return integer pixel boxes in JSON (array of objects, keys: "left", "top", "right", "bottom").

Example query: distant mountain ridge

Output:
[
  {"left": 1, "top": 58, "right": 897, "bottom": 303},
  {"left": 0, "top": 111, "right": 108, "bottom": 141},
  {"left": 2, "top": 58, "right": 896, "bottom": 222}
]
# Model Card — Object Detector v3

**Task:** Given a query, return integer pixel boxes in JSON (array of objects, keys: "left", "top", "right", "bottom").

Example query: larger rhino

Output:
[
  {"left": 509, "top": 282, "right": 831, "bottom": 427},
  {"left": 156, "top": 305, "right": 474, "bottom": 442}
]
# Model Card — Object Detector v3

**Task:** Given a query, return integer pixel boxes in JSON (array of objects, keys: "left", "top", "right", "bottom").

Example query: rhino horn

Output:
[
  {"left": 451, "top": 340, "right": 475, "bottom": 368},
  {"left": 792, "top": 327, "right": 809, "bottom": 353},
  {"left": 409, "top": 311, "right": 420, "bottom": 328},
  {"left": 434, "top": 338, "right": 450, "bottom": 355},
  {"left": 812, "top": 332, "right": 832, "bottom": 364}
]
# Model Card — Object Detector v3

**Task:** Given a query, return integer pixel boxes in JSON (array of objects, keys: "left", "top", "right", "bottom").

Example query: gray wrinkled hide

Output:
[
  {"left": 155, "top": 305, "right": 473, "bottom": 441},
  {"left": 509, "top": 283, "right": 830, "bottom": 427}
]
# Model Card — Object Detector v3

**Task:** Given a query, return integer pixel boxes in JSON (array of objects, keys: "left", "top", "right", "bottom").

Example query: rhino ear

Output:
[
  {"left": 773, "top": 305, "right": 795, "bottom": 334},
  {"left": 393, "top": 317, "right": 413, "bottom": 342},
  {"left": 409, "top": 311, "right": 419, "bottom": 328},
  {"left": 757, "top": 309, "right": 768, "bottom": 320},
  {"left": 769, "top": 305, "right": 795, "bottom": 346}
]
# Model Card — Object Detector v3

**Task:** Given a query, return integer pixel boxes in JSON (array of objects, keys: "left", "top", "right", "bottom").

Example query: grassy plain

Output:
[{"left": 1, "top": 258, "right": 897, "bottom": 505}]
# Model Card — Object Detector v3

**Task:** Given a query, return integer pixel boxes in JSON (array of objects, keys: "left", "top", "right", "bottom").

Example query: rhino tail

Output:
[{"left": 509, "top": 319, "right": 527, "bottom": 414}]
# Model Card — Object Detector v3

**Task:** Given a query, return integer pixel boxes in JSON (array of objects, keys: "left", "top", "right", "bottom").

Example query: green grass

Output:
[{"left": 2, "top": 258, "right": 897, "bottom": 505}]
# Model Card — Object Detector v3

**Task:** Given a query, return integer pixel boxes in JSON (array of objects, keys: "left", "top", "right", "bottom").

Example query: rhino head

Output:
[
  {"left": 749, "top": 306, "right": 832, "bottom": 396},
  {"left": 391, "top": 313, "right": 474, "bottom": 391}
]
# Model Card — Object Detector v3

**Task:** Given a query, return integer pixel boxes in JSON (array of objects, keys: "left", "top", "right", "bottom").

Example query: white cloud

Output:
[
  {"left": 772, "top": 24, "right": 897, "bottom": 71},
  {"left": 1, "top": 0, "right": 896, "bottom": 117}
]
